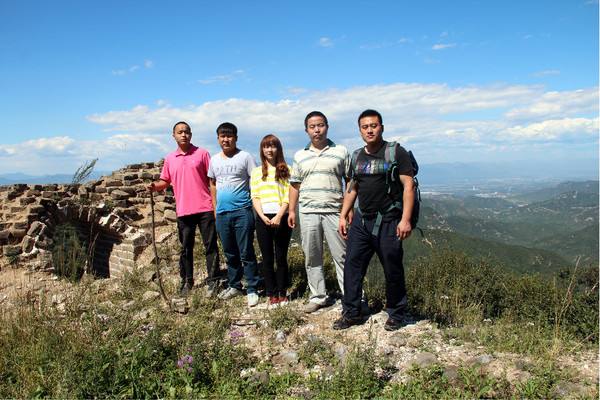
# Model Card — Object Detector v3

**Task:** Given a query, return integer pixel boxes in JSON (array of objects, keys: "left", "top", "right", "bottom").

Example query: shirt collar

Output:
[
  {"left": 175, "top": 144, "right": 197, "bottom": 156},
  {"left": 304, "top": 138, "right": 335, "bottom": 151}
]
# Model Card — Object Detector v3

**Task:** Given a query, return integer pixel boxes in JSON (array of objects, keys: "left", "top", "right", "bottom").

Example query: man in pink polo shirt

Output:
[{"left": 148, "top": 121, "right": 221, "bottom": 296}]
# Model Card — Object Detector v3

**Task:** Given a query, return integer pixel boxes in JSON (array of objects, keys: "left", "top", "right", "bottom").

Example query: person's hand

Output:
[
  {"left": 147, "top": 182, "right": 156, "bottom": 192},
  {"left": 287, "top": 211, "right": 296, "bottom": 229},
  {"left": 396, "top": 219, "right": 412, "bottom": 240},
  {"left": 347, "top": 208, "right": 354, "bottom": 226},
  {"left": 270, "top": 215, "right": 281, "bottom": 228},
  {"left": 261, "top": 215, "right": 272, "bottom": 226},
  {"left": 338, "top": 217, "right": 349, "bottom": 240}
]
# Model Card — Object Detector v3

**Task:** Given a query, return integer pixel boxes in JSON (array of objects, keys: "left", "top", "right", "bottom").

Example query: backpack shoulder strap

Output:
[
  {"left": 347, "top": 147, "right": 362, "bottom": 193},
  {"left": 349, "top": 147, "right": 362, "bottom": 179},
  {"left": 384, "top": 141, "right": 398, "bottom": 164}
]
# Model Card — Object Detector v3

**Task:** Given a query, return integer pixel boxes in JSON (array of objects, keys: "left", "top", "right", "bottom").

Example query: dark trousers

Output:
[
  {"left": 255, "top": 213, "right": 292, "bottom": 297},
  {"left": 343, "top": 213, "right": 408, "bottom": 321},
  {"left": 177, "top": 211, "right": 220, "bottom": 285}
]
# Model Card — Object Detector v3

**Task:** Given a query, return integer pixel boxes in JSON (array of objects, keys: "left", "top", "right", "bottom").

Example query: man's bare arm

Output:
[
  {"left": 396, "top": 174, "right": 415, "bottom": 240},
  {"left": 338, "top": 184, "right": 358, "bottom": 240},
  {"left": 287, "top": 183, "right": 300, "bottom": 228},
  {"left": 209, "top": 178, "right": 218, "bottom": 218}
]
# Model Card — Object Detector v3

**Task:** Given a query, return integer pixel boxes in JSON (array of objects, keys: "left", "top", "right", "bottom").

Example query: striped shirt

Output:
[
  {"left": 290, "top": 139, "right": 349, "bottom": 213},
  {"left": 250, "top": 165, "right": 291, "bottom": 214}
]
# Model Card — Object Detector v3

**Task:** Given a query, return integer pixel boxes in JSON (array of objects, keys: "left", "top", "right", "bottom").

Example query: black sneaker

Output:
[
  {"left": 332, "top": 316, "right": 363, "bottom": 330},
  {"left": 384, "top": 318, "right": 403, "bottom": 331},
  {"left": 180, "top": 282, "right": 193, "bottom": 296}
]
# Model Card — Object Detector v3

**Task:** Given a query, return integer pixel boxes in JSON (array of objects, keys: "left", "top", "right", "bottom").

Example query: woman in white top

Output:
[{"left": 250, "top": 134, "right": 293, "bottom": 307}]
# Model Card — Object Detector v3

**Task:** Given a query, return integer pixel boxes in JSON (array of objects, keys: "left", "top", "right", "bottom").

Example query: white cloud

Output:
[
  {"left": 532, "top": 69, "right": 560, "bottom": 77},
  {"left": 198, "top": 69, "right": 245, "bottom": 85},
  {"left": 5, "top": 82, "right": 597, "bottom": 174},
  {"left": 85, "top": 82, "right": 598, "bottom": 160},
  {"left": 505, "top": 87, "right": 598, "bottom": 120},
  {"left": 318, "top": 37, "right": 334, "bottom": 47},
  {"left": 112, "top": 59, "right": 153, "bottom": 76},
  {"left": 0, "top": 136, "right": 75, "bottom": 155},
  {"left": 0, "top": 133, "right": 174, "bottom": 174},
  {"left": 432, "top": 43, "right": 456, "bottom": 50},
  {"left": 505, "top": 117, "right": 599, "bottom": 140}
]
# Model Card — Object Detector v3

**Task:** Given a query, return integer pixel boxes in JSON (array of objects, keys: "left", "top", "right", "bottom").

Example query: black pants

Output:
[
  {"left": 177, "top": 211, "right": 220, "bottom": 285},
  {"left": 255, "top": 213, "right": 292, "bottom": 297},
  {"left": 343, "top": 213, "right": 408, "bottom": 321}
]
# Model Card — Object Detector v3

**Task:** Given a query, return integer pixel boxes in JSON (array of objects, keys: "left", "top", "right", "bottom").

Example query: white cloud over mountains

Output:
[
  {"left": 1, "top": 82, "right": 597, "bottom": 174},
  {"left": 432, "top": 43, "right": 456, "bottom": 50}
]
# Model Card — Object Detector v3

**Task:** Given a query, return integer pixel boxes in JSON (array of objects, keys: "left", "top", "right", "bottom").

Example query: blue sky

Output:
[{"left": 0, "top": 0, "right": 598, "bottom": 177}]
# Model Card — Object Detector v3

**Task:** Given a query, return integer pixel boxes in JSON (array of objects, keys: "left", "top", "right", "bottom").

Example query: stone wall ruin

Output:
[{"left": 0, "top": 161, "right": 178, "bottom": 278}]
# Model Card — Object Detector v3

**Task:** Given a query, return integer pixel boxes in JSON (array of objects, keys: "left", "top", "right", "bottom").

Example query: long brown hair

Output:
[{"left": 259, "top": 134, "right": 290, "bottom": 182}]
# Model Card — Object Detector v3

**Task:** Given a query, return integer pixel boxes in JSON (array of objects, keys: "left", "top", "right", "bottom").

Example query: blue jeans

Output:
[{"left": 216, "top": 207, "right": 259, "bottom": 294}]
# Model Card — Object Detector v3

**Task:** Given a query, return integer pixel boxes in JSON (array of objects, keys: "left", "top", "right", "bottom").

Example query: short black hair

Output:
[
  {"left": 304, "top": 111, "right": 328, "bottom": 129},
  {"left": 173, "top": 121, "right": 191, "bottom": 132},
  {"left": 357, "top": 109, "right": 383, "bottom": 125},
  {"left": 216, "top": 122, "right": 238, "bottom": 136}
]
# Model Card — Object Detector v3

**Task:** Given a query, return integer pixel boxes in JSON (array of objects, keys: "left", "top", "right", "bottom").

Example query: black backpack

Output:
[{"left": 349, "top": 141, "right": 421, "bottom": 235}]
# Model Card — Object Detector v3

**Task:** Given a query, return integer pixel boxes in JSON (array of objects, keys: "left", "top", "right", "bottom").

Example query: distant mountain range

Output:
[
  {"left": 419, "top": 160, "right": 598, "bottom": 184},
  {"left": 1, "top": 158, "right": 597, "bottom": 186},
  {"left": 0, "top": 171, "right": 111, "bottom": 185},
  {"left": 410, "top": 180, "right": 599, "bottom": 273}
]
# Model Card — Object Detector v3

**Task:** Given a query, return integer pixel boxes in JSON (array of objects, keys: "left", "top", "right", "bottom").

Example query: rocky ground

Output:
[{"left": 0, "top": 264, "right": 597, "bottom": 398}]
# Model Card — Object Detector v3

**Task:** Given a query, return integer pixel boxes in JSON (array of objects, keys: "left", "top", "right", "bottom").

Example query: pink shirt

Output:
[{"left": 160, "top": 144, "right": 213, "bottom": 217}]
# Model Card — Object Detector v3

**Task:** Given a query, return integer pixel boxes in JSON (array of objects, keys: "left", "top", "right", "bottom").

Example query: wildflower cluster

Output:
[
  {"left": 176, "top": 354, "right": 193, "bottom": 373},
  {"left": 229, "top": 329, "right": 245, "bottom": 344}
]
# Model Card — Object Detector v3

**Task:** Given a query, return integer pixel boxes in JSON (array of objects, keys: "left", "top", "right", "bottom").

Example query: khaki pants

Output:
[{"left": 299, "top": 212, "right": 346, "bottom": 305}]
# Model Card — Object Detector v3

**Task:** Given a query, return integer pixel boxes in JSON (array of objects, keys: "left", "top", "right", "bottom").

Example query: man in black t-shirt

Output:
[{"left": 333, "top": 109, "right": 415, "bottom": 331}]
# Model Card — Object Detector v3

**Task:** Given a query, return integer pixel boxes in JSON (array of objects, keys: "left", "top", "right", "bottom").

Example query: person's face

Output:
[
  {"left": 305, "top": 116, "right": 328, "bottom": 147},
  {"left": 218, "top": 131, "right": 237, "bottom": 152},
  {"left": 173, "top": 123, "right": 192, "bottom": 148},
  {"left": 262, "top": 143, "right": 278, "bottom": 163},
  {"left": 359, "top": 116, "right": 384, "bottom": 146}
]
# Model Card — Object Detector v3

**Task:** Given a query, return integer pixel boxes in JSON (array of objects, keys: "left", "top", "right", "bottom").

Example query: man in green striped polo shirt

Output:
[{"left": 288, "top": 111, "right": 351, "bottom": 313}]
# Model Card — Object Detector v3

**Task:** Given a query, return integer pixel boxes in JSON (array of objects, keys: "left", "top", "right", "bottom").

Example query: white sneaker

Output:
[
  {"left": 218, "top": 287, "right": 243, "bottom": 300},
  {"left": 247, "top": 293, "right": 259, "bottom": 307}
]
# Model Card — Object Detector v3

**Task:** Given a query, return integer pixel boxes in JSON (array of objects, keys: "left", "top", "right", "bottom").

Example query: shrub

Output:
[
  {"left": 405, "top": 249, "right": 598, "bottom": 343},
  {"left": 51, "top": 223, "right": 88, "bottom": 281}
]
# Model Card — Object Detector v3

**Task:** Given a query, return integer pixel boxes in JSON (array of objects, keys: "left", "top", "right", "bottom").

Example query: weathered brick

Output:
[
  {"left": 9, "top": 228, "right": 27, "bottom": 239},
  {"left": 111, "top": 190, "right": 130, "bottom": 200},
  {"left": 22, "top": 236, "right": 35, "bottom": 253},
  {"left": 4, "top": 245, "right": 22, "bottom": 256},
  {"left": 27, "top": 221, "right": 46, "bottom": 236},
  {"left": 19, "top": 197, "right": 36, "bottom": 206},
  {"left": 105, "top": 179, "right": 123, "bottom": 187}
]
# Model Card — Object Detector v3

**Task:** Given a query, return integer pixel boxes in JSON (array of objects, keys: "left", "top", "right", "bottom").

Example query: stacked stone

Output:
[{"left": 0, "top": 160, "right": 177, "bottom": 277}]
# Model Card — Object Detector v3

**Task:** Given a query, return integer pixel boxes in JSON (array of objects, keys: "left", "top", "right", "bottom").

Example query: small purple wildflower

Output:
[
  {"left": 230, "top": 329, "right": 245, "bottom": 344},
  {"left": 176, "top": 353, "right": 194, "bottom": 371}
]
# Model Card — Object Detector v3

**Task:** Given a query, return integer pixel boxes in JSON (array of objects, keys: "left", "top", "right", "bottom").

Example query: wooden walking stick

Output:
[{"left": 149, "top": 190, "right": 170, "bottom": 307}]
